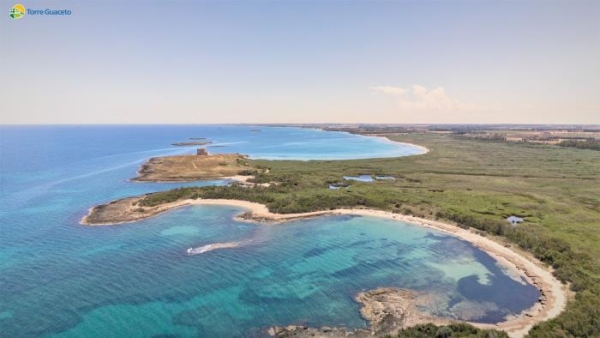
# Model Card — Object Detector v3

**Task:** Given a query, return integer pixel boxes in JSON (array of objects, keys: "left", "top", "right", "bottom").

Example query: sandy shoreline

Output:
[
  {"left": 309, "top": 126, "right": 431, "bottom": 155},
  {"left": 372, "top": 134, "right": 430, "bottom": 154},
  {"left": 81, "top": 198, "right": 567, "bottom": 337}
]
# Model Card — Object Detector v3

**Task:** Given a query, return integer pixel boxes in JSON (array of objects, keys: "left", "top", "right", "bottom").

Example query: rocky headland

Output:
[{"left": 267, "top": 287, "right": 447, "bottom": 337}]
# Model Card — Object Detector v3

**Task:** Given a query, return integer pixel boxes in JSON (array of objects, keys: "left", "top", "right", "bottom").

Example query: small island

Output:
[
  {"left": 171, "top": 141, "right": 212, "bottom": 146},
  {"left": 171, "top": 138, "right": 213, "bottom": 146}
]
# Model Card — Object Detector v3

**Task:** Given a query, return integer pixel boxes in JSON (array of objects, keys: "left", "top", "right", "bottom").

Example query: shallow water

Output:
[
  {"left": 343, "top": 174, "right": 375, "bottom": 182},
  {"left": 0, "top": 126, "right": 538, "bottom": 337}
]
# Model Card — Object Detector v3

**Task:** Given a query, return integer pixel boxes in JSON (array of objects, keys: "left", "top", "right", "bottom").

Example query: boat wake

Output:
[{"left": 186, "top": 241, "right": 243, "bottom": 255}]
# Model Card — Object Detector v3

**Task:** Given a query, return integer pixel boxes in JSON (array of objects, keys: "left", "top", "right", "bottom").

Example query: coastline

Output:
[
  {"left": 371, "top": 133, "right": 430, "bottom": 155},
  {"left": 303, "top": 126, "right": 431, "bottom": 156},
  {"left": 129, "top": 153, "right": 253, "bottom": 182},
  {"left": 81, "top": 198, "right": 567, "bottom": 338}
]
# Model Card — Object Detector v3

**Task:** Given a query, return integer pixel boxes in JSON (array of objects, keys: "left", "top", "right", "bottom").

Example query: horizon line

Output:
[{"left": 1, "top": 123, "right": 599, "bottom": 127}]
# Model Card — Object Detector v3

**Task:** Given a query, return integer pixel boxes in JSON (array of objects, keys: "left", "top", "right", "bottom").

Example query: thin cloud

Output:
[
  {"left": 369, "top": 86, "right": 408, "bottom": 96},
  {"left": 370, "top": 84, "right": 482, "bottom": 112}
]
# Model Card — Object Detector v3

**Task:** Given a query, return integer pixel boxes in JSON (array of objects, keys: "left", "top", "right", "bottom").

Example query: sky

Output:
[{"left": 1, "top": 0, "right": 599, "bottom": 124}]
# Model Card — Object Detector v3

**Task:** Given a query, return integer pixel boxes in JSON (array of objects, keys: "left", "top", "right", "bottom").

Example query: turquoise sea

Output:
[{"left": 0, "top": 126, "right": 538, "bottom": 337}]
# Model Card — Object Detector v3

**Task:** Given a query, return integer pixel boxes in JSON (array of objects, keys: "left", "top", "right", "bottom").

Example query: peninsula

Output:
[{"left": 132, "top": 153, "right": 259, "bottom": 182}]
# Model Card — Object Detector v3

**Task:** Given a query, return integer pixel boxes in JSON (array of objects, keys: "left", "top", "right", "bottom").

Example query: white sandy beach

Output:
[{"left": 375, "top": 135, "right": 431, "bottom": 154}]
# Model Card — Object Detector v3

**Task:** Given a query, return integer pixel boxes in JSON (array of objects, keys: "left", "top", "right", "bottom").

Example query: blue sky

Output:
[{"left": 1, "top": 1, "right": 598, "bottom": 124}]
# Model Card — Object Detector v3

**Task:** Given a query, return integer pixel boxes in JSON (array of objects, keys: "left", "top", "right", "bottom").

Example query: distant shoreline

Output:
[
  {"left": 81, "top": 198, "right": 567, "bottom": 338},
  {"left": 310, "top": 125, "right": 431, "bottom": 155},
  {"left": 383, "top": 138, "right": 430, "bottom": 154}
]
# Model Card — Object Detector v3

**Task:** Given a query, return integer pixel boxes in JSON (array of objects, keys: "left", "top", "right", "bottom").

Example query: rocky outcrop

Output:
[
  {"left": 356, "top": 287, "right": 417, "bottom": 333},
  {"left": 267, "top": 325, "right": 360, "bottom": 337},
  {"left": 267, "top": 287, "right": 441, "bottom": 337},
  {"left": 81, "top": 196, "right": 192, "bottom": 225}
]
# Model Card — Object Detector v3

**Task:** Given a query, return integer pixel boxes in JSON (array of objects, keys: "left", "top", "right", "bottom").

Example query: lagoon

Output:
[{"left": 343, "top": 174, "right": 375, "bottom": 182}]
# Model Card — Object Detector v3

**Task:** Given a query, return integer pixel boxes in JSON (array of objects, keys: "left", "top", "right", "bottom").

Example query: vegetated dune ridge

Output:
[{"left": 81, "top": 198, "right": 567, "bottom": 338}]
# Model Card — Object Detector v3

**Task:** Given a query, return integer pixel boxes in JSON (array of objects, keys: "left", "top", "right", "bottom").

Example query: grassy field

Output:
[
  {"left": 138, "top": 133, "right": 600, "bottom": 337},
  {"left": 133, "top": 153, "right": 255, "bottom": 181}
]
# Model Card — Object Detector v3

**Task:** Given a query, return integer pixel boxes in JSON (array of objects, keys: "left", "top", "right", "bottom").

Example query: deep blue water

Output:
[{"left": 0, "top": 126, "right": 538, "bottom": 337}]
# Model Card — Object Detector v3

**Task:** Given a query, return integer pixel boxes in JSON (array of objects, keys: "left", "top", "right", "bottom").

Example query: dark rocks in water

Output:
[
  {"left": 196, "top": 148, "right": 209, "bottom": 156},
  {"left": 268, "top": 325, "right": 352, "bottom": 338}
]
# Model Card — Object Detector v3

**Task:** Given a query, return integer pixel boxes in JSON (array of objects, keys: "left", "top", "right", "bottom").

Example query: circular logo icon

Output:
[{"left": 10, "top": 4, "right": 25, "bottom": 19}]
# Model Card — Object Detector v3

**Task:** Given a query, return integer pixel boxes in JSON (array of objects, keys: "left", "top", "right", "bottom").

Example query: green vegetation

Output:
[
  {"left": 237, "top": 169, "right": 260, "bottom": 176},
  {"left": 455, "top": 132, "right": 508, "bottom": 142},
  {"left": 137, "top": 133, "right": 600, "bottom": 337},
  {"left": 391, "top": 323, "right": 508, "bottom": 338},
  {"left": 559, "top": 139, "right": 600, "bottom": 151}
]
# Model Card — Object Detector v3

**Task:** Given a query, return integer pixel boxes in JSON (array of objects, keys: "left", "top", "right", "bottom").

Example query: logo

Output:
[
  {"left": 9, "top": 4, "right": 25, "bottom": 19},
  {"left": 8, "top": 3, "right": 72, "bottom": 19}
]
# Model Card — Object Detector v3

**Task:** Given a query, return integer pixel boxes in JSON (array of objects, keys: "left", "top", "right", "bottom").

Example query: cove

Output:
[{"left": 52, "top": 206, "right": 539, "bottom": 337}]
